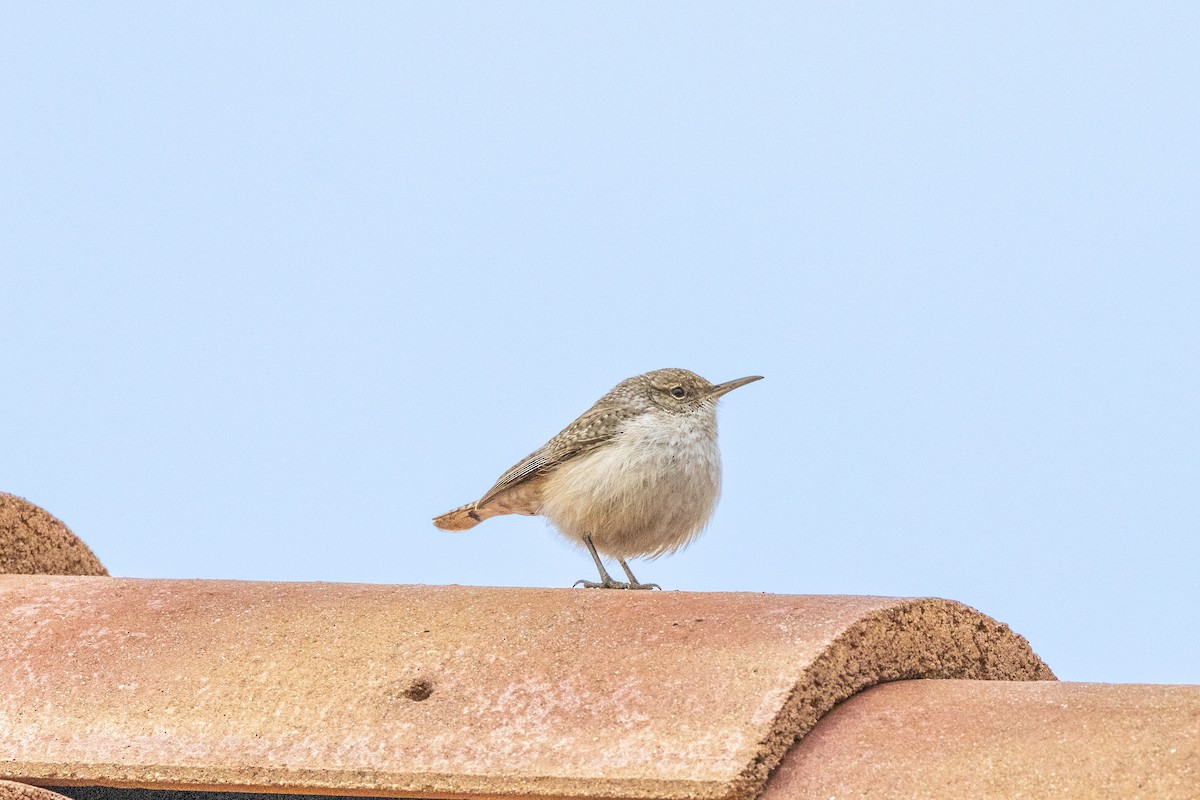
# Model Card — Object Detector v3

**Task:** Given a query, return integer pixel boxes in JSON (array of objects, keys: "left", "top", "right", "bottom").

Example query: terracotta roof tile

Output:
[
  {"left": 0, "top": 495, "right": 107, "bottom": 577},
  {"left": 762, "top": 679, "right": 1200, "bottom": 799},
  {"left": 0, "top": 577, "right": 1049, "bottom": 800},
  {"left": 0, "top": 781, "right": 71, "bottom": 800}
]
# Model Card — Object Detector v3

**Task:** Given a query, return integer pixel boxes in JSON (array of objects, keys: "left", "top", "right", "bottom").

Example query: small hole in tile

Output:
[{"left": 402, "top": 679, "right": 433, "bottom": 701}]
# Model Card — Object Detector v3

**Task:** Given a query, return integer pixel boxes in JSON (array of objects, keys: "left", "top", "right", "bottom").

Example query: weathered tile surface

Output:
[
  {"left": 763, "top": 679, "right": 1200, "bottom": 800},
  {"left": 0, "top": 577, "right": 1050, "bottom": 800}
]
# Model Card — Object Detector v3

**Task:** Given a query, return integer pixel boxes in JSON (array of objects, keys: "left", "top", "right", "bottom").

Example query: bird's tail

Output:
[{"left": 433, "top": 502, "right": 485, "bottom": 531}]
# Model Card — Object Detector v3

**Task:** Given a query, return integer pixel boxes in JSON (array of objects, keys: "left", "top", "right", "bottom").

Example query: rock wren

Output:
[{"left": 433, "top": 368, "right": 762, "bottom": 589}]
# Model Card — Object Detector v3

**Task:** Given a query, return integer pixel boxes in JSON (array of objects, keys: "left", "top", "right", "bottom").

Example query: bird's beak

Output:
[{"left": 707, "top": 375, "right": 763, "bottom": 400}]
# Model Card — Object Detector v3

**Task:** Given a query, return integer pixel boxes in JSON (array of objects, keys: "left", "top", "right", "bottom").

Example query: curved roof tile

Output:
[
  {"left": 0, "top": 494, "right": 107, "bottom": 577},
  {"left": 0, "top": 781, "right": 71, "bottom": 800},
  {"left": 762, "top": 679, "right": 1200, "bottom": 799}
]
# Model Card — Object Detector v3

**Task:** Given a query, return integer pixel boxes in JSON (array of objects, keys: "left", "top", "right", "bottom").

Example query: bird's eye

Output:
[{"left": 671, "top": 386, "right": 686, "bottom": 399}]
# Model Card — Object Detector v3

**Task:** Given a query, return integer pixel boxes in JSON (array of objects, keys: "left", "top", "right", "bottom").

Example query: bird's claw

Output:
[{"left": 573, "top": 579, "right": 660, "bottom": 590}]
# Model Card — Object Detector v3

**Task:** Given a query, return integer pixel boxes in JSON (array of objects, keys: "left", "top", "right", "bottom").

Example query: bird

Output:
[{"left": 433, "top": 368, "right": 762, "bottom": 589}]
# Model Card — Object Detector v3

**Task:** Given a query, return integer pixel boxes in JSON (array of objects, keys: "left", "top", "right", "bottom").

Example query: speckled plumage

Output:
[{"left": 433, "top": 368, "right": 761, "bottom": 588}]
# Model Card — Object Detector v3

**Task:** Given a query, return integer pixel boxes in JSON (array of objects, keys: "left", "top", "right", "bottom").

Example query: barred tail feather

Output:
[{"left": 433, "top": 502, "right": 485, "bottom": 531}]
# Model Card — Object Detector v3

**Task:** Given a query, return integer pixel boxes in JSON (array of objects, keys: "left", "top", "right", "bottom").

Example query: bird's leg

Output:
[
  {"left": 574, "top": 535, "right": 631, "bottom": 589},
  {"left": 618, "top": 559, "right": 661, "bottom": 590}
]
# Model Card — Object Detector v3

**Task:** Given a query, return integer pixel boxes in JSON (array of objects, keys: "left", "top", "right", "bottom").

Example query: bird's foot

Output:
[
  {"left": 573, "top": 578, "right": 660, "bottom": 590},
  {"left": 616, "top": 558, "right": 660, "bottom": 589},
  {"left": 573, "top": 578, "right": 631, "bottom": 589}
]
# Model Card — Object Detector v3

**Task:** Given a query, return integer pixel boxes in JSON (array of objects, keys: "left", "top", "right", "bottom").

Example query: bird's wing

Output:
[{"left": 477, "top": 402, "right": 635, "bottom": 507}]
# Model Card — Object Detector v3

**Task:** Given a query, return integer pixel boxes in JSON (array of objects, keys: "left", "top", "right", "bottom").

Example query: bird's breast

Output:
[{"left": 538, "top": 410, "right": 723, "bottom": 558}]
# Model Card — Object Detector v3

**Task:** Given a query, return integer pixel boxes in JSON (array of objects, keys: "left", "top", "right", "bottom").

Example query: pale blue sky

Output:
[{"left": 3, "top": 3, "right": 1198, "bottom": 684}]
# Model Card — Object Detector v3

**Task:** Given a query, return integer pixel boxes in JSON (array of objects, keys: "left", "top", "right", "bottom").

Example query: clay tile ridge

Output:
[{"left": 0, "top": 576, "right": 1053, "bottom": 800}]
